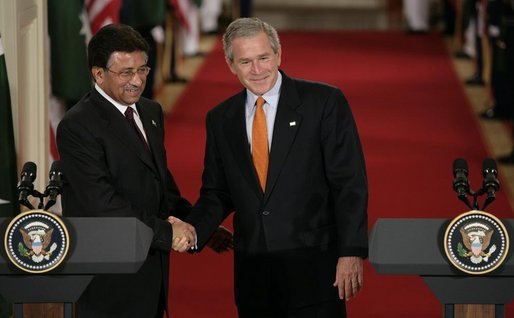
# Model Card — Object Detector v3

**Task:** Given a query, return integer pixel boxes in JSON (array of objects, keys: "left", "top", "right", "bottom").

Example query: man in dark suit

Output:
[
  {"left": 56, "top": 24, "right": 196, "bottom": 317},
  {"left": 186, "top": 18, "right": 368, "bottom": 317}
]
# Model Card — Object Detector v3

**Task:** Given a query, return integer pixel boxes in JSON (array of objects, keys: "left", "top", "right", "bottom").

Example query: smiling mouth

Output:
[
  {"left": 251, "top": 77, "right": 267, "bottom": 83},
  {"left": 125, "top": 87, "right": 140, "bottom": 94}
]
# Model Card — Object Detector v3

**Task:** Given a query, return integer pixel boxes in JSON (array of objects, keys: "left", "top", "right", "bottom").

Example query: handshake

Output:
[
  {"left": 168, "top": 216, "right": 196, "bottom": 252},
  {"left": 168, "top": 216, "right": 233, "bottom": 253}
]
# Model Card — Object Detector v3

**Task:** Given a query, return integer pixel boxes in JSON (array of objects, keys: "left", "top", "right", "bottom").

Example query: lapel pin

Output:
[
  {"left": 289, "top": 121, "right": 296, "bottom": 127},
  {"left": 152, "top": 120, "right": 157, "bottom": 127}
]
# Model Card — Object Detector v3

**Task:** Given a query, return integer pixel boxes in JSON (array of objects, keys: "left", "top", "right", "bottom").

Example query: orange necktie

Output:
[{"left": 252, "top": 96, "right": 268, "bottom": 191}]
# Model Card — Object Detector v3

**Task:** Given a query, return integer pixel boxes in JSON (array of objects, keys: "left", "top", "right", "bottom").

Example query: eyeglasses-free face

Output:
[{"left": 227, "top": 31, "right": 281, "bottom": 96}]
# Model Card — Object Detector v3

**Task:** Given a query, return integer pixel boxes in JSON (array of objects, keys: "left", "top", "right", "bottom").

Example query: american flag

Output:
[
  {"left": 85, "top": 0, "right": 121, "bottom": 34},
  {"left": 170, "top": 0, "right": 191, "bottom": 32}
]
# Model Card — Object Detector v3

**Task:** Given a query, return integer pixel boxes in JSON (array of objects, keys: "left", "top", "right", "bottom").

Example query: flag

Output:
[
  {"left": 48, "top": 0, "right": 93, "bottom": 160},
  {"left": 0, "top": 35, "right": 19, "bottom": 218},
  {"left": 47, "top": 1, "right": 120, "bottom": 162},
  {"left": 170, "top": 0, "right": 191, "bottom": 32},
  {"left": 120, "top": 0, "right": 167, "bottom": 29},
  {"left": 48, "top": 0, "right": 92, "bottom": 102},
  {"left": 85, "top": 0, "right": 121, "bottom": 34}
]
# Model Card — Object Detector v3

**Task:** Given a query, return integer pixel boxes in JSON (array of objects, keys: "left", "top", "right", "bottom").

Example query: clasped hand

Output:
[{"left": 168, "top": 216, "right": 196, "bottom": 252}]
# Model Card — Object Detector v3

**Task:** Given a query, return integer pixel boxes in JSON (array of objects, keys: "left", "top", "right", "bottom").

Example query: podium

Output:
[
  {"left": 0, "top": 217, "right": 153, "bottom": 318},
  {"left": 369, "top": 218, "right": 514, "bottom": 318}
]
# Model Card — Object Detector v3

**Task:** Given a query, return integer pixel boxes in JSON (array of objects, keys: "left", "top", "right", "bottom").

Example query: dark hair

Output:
[{"left": 88, "top": 24, "right": 149, "bottom": 69}]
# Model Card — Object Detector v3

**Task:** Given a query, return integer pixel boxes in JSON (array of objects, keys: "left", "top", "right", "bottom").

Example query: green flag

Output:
[
  {"left": 0, "top": 35, "right": 19, "bottom": 218},
  {"left": 48, "top": 0, "right": 91, "bottom": 103},
  {"left": 0, "top": 35, "right": 15, "bottom": 318}
]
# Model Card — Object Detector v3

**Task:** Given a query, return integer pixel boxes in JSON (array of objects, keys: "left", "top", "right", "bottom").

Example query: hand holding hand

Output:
[
  {"left": 333, "top": 256, "right": 363, "bottom": 301},
  {"left": 168, "top": 216, "right": 196, "bottom": 253},
  {"left": 207, "top": 226, "right": 234, "bottom": 253}
]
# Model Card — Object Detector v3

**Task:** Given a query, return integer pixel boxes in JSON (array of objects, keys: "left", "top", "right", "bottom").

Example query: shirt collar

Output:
[
  {"left": 246, "top": 71, "right": 282, "bottom": 109},
  {"left": 95, "top": 83, "right": 139, "bottom": 116}
]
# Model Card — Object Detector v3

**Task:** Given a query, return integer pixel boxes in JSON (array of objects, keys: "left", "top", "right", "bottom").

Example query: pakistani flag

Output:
[
  {"left": 0, "top": 35, "right": 18, "bottom": 218},
  {"left": 0, "top": 35, "right": 15, "bottom": 318},
  {"left": 48, "top": 0, "right": 91, "bottom": 103}
]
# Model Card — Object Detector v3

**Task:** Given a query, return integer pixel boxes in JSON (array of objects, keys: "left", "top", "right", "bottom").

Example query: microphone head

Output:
[
  {"left": 482, "top": 158, "right": 498, "bottom": 176},
  {"left": 22, "top": 161, "right": 37, "bottom": 181},
  {"left": 453, "top": 158, "right": 468, "bottom": 176},
  {"left": 49, "top": 160, "right": 63, "bottom": 175}
]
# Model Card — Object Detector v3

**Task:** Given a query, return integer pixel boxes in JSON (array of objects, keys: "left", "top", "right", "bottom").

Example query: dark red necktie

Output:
[{"left": 124, "top": 107, "right": 150, "bottom": 152}]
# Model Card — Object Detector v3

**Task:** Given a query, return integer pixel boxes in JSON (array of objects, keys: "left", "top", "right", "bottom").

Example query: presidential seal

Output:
[
  {"left": 444, "top": 210, "right": 509, "bottom": 275},
  {"left": 4, "top": 210, "right": 69, "bottom": 273}
]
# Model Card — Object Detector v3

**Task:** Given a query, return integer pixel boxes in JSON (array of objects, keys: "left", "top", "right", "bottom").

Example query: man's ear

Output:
[
  {"left": 276, "top": 47, "right": 282, "bottom": 67},
  {"left": 91, "top": 66, "right": 104, "bottom": 84},
  {"left": 226, "top": 58, "right": 236, "bottom": 75}
]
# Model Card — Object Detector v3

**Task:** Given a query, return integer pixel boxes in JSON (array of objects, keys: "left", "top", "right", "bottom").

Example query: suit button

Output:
[{"left": 262, "top": 211, "right": 270, "bottom": 216}]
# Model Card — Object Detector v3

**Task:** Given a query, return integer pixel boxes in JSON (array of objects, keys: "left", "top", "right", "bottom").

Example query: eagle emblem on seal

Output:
[
  {"left": 18, "top": 225, "right": 58, "bottom": 263},
  {"left": 458, "top": 222, "right": 496, "bottom": 264}
]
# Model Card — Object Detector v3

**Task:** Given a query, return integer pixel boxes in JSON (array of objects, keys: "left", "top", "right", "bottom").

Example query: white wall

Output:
[
  {"left": 253, "top": 0, "right": 389, "bottom": 30},
  {"left": 0, "top": 0, "right": 50, "bottom": 191},
  {"left": 255, "top": 0, "right": 387, "bottom": 9}
]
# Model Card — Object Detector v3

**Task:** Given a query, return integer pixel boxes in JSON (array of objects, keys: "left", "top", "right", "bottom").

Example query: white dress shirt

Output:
[
  {"left": 245, "top": 72, "right": 282, "bottom": 152},
  {"left": 95, "top": 83, "right": 148, "bottom": 142}
]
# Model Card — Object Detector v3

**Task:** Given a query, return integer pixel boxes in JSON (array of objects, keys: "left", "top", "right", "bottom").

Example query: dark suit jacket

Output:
[
  {"left": 56, "top": 88, "right": 190, "bottom": 317},
  {"left": 188, "top": 71, "right": 368, "bottom": 309}
]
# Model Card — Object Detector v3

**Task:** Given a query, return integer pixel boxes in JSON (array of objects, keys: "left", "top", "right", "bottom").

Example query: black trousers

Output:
[{"left": 238, "top": 300, "right": 346, "bottom": 318}]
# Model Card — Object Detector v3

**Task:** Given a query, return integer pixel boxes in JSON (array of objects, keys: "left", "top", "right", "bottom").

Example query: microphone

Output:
[
  {"left": 44, "top": 160, "right": 64, "bottom": 210},
  {"left": 482, "top": 158, "right": 500, "bottom": 199},
  {"left": 453, "top": 158, "right": 473, "bottom": 209},
  {"left": 17, "top": 161, "right": 37, "bottom": 209},
  {"left": 453, "top": 158, "right": 470, "bottom": 197}
]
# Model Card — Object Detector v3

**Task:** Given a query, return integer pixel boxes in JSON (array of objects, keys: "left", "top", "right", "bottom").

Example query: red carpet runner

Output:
[{"left": 165, "top": 31, "right": 514, "bottom": 317}]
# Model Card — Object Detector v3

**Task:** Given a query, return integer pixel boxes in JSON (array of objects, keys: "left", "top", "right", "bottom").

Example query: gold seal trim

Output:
[{"left": 443, "top": 210, "right": 510, "bottom": 275}]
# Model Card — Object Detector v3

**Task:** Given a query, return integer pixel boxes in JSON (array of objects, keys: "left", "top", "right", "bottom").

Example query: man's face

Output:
[
  {"left": 92, "top": 51, "right": 148, "bottom": 106},
  {"left": 227, "top": 32, "right": 281, "bottom": 96}
]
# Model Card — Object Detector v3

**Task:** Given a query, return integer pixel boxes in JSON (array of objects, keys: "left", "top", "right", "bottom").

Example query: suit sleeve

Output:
[
  {"left": 157, "top": 105, "right": 192, "bottom": 220},
  {"left": 186, "top": 111, "right": 234, "bottom": 250},
  {"left": 321, "top": 88, "right": 368, "bottom": 258}
]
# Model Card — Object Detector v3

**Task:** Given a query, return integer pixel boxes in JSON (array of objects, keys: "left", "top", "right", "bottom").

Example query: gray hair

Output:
[{"left": 222, "top": 17, "right": 281, "bottom": 62}]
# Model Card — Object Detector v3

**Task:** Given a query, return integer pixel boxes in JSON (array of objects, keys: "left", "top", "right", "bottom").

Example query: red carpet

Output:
[{"left": 165, "top": 31, "right": 514, "bottom": 317}]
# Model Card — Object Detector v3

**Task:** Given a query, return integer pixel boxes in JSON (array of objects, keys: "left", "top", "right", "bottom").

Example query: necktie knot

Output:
[
  {"left": 125, "top": 106, "right": 135, "bottom": 119},
  {"left": 256, "top": 96, "right": 265, "bottom": 109}
]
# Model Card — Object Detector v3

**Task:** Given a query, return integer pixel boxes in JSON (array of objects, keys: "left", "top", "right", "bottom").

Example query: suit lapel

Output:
[
  {"left": 223, "top": 91, "right": 263, "bottom": 197},
  {"left": 223, "top": 73, "right": 303, "bottom": 200},
  {"left": 136, "top": 102, "right": 161, "bottom": 175},
  {"left": 264, "top": 74, "right": 302, "bottom": 203},
  {"left": 91, "top": 90, "right": 157, "bottom": 175}
]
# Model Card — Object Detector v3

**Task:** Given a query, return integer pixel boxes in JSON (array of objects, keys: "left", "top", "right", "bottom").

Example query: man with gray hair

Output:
[{"left": 186, "top": 17, "right": 368, "bottom": 317}]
